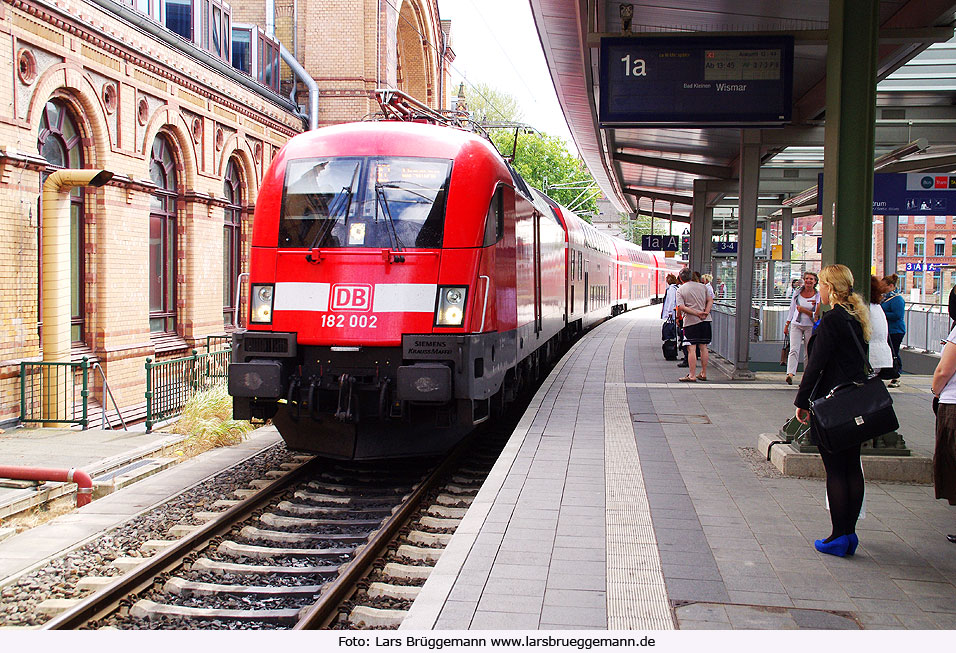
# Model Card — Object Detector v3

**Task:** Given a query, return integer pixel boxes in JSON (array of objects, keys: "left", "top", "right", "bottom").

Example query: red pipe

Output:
[{"left": 0, "top": 466, "right": 93, "bottom": 507}]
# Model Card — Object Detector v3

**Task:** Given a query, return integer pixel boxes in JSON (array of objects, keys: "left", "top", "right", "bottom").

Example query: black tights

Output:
[{"left": 819, "top": 443, "right": 864, "bottom": 540}]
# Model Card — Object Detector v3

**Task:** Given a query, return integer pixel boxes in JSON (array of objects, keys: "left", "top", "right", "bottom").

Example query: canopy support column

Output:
[
  {"left": 820, "top": 0, "right": 879, "bottom": 288},
  {"left": 883, "top": 216, "right": 899, "bottom": 279},
  {"left": 734, "top": 129, "right": 760, "bottom": 380}
]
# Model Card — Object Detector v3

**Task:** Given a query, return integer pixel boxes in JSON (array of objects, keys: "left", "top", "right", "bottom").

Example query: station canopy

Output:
[{"left": 529, "top": 0, "right": 956, "bottom": 226}]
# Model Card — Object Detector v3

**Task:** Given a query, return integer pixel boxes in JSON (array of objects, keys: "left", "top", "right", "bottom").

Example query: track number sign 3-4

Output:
[{"left": 599, "top": 35, "right": 793, "bottom": 127}]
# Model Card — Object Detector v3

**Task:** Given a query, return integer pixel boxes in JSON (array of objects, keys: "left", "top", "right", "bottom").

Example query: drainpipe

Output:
[
  {"left": 0, "top": 466, "right": 93, "bottom": 507},
  {"left": 41, "top": 170, "right": 113, "bottom": 424},
  {"left": 278, "top": 42, "right": 319, "bottom": 130}
]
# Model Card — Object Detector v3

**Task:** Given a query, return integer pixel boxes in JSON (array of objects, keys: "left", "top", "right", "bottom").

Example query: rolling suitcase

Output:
[
  {"left": 661, "top": 320, "right": 678, "bottom": 360},
  {"left": 662, "top": 338, "right": 678, "bottom": 360}
]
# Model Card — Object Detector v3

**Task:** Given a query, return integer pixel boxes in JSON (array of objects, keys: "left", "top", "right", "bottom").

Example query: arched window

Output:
[
  {"left": 149, "top": 136, "right": 178, "bottom": 334},
  {"left": 37, "top": 100, "right": 85, "bottom": 344},
  {"left": 396, "top": 1, "right": 434, "bottom": 106},
  {"left": 223, "top": 158, "right": 243, "bottom": 326}
]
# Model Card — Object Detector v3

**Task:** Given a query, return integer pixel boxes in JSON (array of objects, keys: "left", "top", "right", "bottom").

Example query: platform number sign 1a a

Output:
[{"left": 642, "top": 235, "right": 680, "bottom": 251}]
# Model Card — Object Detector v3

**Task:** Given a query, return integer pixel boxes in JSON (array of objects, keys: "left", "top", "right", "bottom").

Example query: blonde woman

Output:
[{"left": 795, "top": 264, "right": 872, "bottom": 557}]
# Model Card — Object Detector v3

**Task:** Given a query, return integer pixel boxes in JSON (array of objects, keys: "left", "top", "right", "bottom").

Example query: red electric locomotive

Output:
[{"left": 229, "top": 92, "right": 680, "bottom": 459}]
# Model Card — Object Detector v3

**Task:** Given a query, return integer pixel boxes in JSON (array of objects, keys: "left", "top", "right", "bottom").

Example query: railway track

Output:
[
  {"left": 334, "top": 460, "right": 496, "bottom": 629},
  {"left": 39, "top": 421, "right": 513, "bottom": 630}
]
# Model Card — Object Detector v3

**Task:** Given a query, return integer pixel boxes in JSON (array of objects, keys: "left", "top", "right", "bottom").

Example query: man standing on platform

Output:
[{"left": 676, "top": 267, "right": 713, "bottom": 382}]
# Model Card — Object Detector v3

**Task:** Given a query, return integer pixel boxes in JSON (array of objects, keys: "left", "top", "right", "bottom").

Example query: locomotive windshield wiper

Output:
[
  {"left": 306, "top": 163, "right": 360, "bottom": 257},
  {"left": 376, "top": 180, "right": 435, "bottom": 203},
  {"left": 374, "top": 182, "right": 406, "bottom": 252}
]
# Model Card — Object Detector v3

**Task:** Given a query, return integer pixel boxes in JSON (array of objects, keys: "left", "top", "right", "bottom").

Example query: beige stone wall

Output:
[
  {"left": 282, "top": 0, "right": 448, "bottom": 125},
  {"left": 0, "top": 0, "right": 300, "bottom": 422}
]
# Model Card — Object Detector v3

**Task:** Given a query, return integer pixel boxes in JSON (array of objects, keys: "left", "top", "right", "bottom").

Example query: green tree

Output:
[
  {"left": 462, "top": 83, "right": 602, "bottom": 220},
  {"left": 492, "top": 131, "right": 600, "bottom": 220},
  {"left": 462, "top": 82, "right": 523, "bottom": 124},
  {"left": 619, "top": 212, "right": 654, "bottom": 243}
]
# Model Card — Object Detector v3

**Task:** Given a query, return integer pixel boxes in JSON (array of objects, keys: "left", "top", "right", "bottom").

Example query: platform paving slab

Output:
[
  {"left": 0, "top": 429, "right": 191, "bottom": 521},
  {"left": 0, "top": 426, "right": 283, "bottom": 584},
  {"left": 402, "top": 305, "right": 956, "bottom": 631}
]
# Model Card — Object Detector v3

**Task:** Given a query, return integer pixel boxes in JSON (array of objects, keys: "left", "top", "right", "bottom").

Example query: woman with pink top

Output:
[{"left": 784, "top": 272, "right": 821, "bottom": 385}]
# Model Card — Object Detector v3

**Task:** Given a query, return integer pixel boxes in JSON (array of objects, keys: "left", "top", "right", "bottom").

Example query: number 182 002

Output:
[{"left": 320, "top": 314, "right": 378, "bottom": 328}]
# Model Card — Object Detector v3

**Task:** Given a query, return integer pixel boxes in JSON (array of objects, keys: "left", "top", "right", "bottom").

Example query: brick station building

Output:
[
  {"left": 0, "top": 0, "right": 453, "bottom": 425},
  {"left": 873, "top": 215, "right": 956, "bottom": 301}
]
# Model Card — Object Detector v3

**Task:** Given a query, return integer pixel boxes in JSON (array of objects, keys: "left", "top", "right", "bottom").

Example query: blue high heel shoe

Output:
[
  {"left": 814, "top": 535, "right": 851, "bottom": 557},
  {"left": 846, "top": 533, "right": 859, "bottom": 556}
]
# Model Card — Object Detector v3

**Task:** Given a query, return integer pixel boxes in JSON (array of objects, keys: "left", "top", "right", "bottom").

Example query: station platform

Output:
[{"left": 402, "top": 305, "right": 956, "bottom": 631}]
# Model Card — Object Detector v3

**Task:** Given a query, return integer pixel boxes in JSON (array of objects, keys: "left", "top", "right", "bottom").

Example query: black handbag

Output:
[
  {"left": 808, "top": 323, "right": 899, "bottom": 453},
  {"left": 662, "top": 320, "right": 676, "bottom": 341}
]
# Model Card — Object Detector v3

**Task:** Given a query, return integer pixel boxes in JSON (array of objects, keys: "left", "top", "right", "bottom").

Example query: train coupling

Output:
[{"left": 335, "top": 374, "right": 357, "bottom": 421}]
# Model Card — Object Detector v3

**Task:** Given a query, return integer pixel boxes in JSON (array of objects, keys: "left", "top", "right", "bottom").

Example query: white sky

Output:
[{"left": 436, "top": 0, "right": 575, "bottom": 149}]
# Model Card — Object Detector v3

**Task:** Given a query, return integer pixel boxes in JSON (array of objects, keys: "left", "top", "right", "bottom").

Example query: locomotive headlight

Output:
[
  {"left": 250, "top": 284, "right": 275, "bottom": 324},
  {"left": 435, "top": 285, "right": 467, "bottom": 327}
]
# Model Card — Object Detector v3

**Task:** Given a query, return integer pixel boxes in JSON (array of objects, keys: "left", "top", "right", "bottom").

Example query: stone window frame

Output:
[
  {"left": 222, "top": 157, "right": 244, "bottom": 327},
  {"left": 149, "top": 135, "right": 180, "bottom": 336},
  {"left": 37, "top": 99, "right": 86, "bottom": 346}
]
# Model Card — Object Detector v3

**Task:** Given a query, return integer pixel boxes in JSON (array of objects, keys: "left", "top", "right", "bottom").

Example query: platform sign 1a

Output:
[
  {"left": 599, "top": 35, "right": 794, "bottom": 126},
  {"left": 642, "top": 234, "right": 680, "bottom": 251},
  {"left": 817, "top": 173, "right": 956, "bottom": 215}
]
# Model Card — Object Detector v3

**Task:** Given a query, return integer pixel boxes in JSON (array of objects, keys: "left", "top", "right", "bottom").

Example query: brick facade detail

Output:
[{"left": 0, "top": 0, "right": 450, "bottom": 424}]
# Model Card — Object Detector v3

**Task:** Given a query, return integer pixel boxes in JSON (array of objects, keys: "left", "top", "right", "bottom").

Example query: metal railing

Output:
[
  {"left": 902, "top": 302, "right": 952, "bottom": 354},
  {"left": 19, "top": 358, "right": 90, "bottom": 428},
  {"left": 710, "top": 299, "right": 790, "bottom": 362},
  {"left": 145, "top": 347, "right": 232, "bottom": 431},
  {"left": 711, "top": 297, "right": 955, "bottom": 359},
  {"left": 91, "top": 362, "right": 127, "bottom": 430},
  {"left": 205, "top": 334, "right": 231, "bottom": 353},
  {"left": 233, "top": 272, "right": 248, "bottom": 329},
  {"left": 710, "top": 306, "right": 737, "bottom": 362}
]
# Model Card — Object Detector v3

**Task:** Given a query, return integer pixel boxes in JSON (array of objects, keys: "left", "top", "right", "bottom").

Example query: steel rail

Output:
[
  {"left": 293, "top": 435, "right": 477, "bottom": 630},
  {"left": 42, "top": 456, "right": 323, "bottom": 630}
]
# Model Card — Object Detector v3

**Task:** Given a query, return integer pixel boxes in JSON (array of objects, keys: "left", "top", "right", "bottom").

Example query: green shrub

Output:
[{"left": 170, "top": 384, "right": 253, "bottom": 454}]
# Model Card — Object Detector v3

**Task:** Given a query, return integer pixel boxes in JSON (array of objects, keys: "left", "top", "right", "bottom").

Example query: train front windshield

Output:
[{"left": 279, "top": 156, "right": 451, "bottom": 249}]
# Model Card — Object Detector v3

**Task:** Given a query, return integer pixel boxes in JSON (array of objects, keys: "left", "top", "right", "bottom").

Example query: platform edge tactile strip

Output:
[{"left": 605, "top": 317, "right": 675, "bottom": 630}]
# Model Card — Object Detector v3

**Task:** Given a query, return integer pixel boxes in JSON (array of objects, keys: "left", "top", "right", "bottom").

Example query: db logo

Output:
[{"left": 330, "top": 284, "right": 372, "bottom": 311}]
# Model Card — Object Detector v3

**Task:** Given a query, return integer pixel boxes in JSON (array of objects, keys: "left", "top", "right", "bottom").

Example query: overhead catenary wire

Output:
[
  {"left": 462, "top": 0, "right": 539, "bottom": 105},
  {"left": 384, "top": 0, "right": 596, "bottom": 216}
]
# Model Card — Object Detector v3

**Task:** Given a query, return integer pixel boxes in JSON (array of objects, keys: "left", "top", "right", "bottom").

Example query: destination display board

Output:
[
  {"left": 599, "top": 36, "right": 794, "bottom": 126},
  {"left": 816, "top": 173, "right": 956, "bottom": 215}
]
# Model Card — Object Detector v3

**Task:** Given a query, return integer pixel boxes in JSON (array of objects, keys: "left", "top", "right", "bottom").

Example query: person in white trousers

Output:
[
  {"left": 785, "top": 272, "right": 821, "bottom": 385},
  {"left": 868, "top": 275, "right": 894, "bottom": 376}
]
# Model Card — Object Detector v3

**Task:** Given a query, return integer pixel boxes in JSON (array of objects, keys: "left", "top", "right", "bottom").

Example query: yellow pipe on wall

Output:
[{"left": 40, "top": 169, "right": 112, "bottom": 424}]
